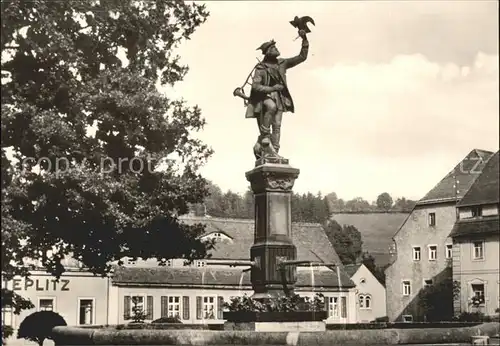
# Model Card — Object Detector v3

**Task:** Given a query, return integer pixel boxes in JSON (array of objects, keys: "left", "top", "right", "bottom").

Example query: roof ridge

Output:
[
  {"left": 180, "top": 215, "right": 323, "bottom": 227},
  {"left": 472, "top": 148, "right": 494, "bottom": 157},
  {"left": 457, "top": 150, "right": 499, "bottom": 207},
  {"left": 418, "top": 149, "right": 493, "bottom": 204}
]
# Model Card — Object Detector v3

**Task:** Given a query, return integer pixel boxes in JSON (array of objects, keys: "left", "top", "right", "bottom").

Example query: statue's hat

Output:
[{"left": 256, "top": 40, "right": 276, "bottom": 54}]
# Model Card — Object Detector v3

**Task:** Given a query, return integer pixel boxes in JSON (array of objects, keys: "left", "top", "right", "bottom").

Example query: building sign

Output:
[{"left": 8, "top": 278, "right": 70, "bottom": 292}]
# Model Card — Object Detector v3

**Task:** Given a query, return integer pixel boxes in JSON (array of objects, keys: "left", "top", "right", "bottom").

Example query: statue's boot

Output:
[{"left": 260, "top": 137, "right": 281, "bottom": 158}]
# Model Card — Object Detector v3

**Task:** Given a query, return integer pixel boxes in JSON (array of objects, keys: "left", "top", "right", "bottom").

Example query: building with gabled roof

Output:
[
  {"left": 385, "top": 149, "right": 494, "bottom": 322},
  {"left": 344, "top": 263, "right": 387, "bottom": 322},
  {"left": 450, "top": 151, "right": 499, "bottom": 317},
  {"left": 108, "top": 216, "right": 358, "bottom": 325},
  {"left": 3, "top": 216, "right": 358, "bottom": 336}
]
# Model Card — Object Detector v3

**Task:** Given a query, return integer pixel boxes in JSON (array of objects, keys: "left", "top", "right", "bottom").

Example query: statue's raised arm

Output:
[
  {"left": 282, "top": 30, "right": 309, "bottom": 70},
  {"left": 233, "top": 16, "right": 314, "bottom": 166}
]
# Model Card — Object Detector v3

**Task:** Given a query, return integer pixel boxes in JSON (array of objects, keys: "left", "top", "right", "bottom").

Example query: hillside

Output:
[{"left": 331, "top": 212, "right": 409, "bottom": 267}]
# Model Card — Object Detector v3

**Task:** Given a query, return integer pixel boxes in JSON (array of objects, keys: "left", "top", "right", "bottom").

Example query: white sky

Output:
[
  {"left": 167, "top": 1, "right": 499, "bottom": 202},
  {"left": 4, "top": 1, "right": 498, "bottom": 203}
]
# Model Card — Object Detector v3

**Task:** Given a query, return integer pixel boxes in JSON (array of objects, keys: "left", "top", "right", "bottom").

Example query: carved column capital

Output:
[{"left": 246, "top": 164, "right": 300, "bottom": 194}]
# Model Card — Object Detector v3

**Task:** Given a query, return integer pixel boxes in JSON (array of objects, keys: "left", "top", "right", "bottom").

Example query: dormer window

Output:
[{"left": 471, "top": 207, "right": 482, "bottom": 218}]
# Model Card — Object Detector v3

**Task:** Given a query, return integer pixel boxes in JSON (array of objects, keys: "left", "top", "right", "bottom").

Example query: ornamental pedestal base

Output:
[{"left": 245, "top": 163, "right": 300, "bottom": 299}]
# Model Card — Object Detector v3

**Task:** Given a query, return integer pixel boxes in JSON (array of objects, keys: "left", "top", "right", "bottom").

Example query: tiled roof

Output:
[
  {"left": 343, "top": 264, "right": 362, "bottom": 278},
  {"left": 112, "top": 216, "right": 356, "bottom": 289},
  {"left": 418, "top": 149, "right": 493, "bottom": 205},
  {"left": 449, "top": 216, "right": 500, "bottom": 238},
  {"left": 457, "top": 151, "right": 499, "bottom": 207},
  {"left": 180, "top": 216, "right": 343, "bottom": 266},
  {"left": 112, "top": 266, "right": 355, "bottom": 289}
]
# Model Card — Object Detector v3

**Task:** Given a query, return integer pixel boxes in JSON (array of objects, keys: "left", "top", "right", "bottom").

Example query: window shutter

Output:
[
  {"left": 324, "top": 296, "right": 329, "bottom": 316},
  {"left": 124, "top": 296, "right": 131, "bottom": 319},
  {"left": 196, "top": 296, "right": 202, "bottom": 320},
  {"left": 161, "top": 296, "right": 168, "bottom": 318},
  {"left": 217, "top": 296, "right": 224, "bottom": 320},
  {"left": 146, "top": 296, "right": 154, "bottom": 320},
  {"left": 182, "top": 296, "right": 190, "bottom": 320},
  {"left": 341, "top": 296, "right": 347, "bottom": 318}
]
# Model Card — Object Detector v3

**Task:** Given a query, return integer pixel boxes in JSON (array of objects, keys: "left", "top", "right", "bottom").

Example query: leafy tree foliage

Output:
[
  {"left": 323, "top": 220, "right": 363, "bottom": 265},
  {"left": 324, "top": 192, "right": 345, "bottom": 213},
  {"left": 345, "top": 197, "right": 372, "bottom": 212},
  {"left": 361, "top": 252, "right": 388, "bottom": 285},
  {"left": 17, "top": 311, "right": 67, "bottom": 346},
  {"left": 1, "top": 0, "right": 214, "bottom": 330},
  {"left": 291, "top": 192, "right": 329, "bottom": 223},
  {"left": 392, "top": 197, "right": 416, "bottom": 212},
  {"left": 376, "top": 192, "right": 393, "bottom": 211},
  {"left": 419, "top": 275, "right": 461, "bottom": 322}
]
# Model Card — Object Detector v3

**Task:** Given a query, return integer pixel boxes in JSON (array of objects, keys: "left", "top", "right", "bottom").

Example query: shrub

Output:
[
  {"left": 17, "top": 311, "right": 67, "bottom": 346},
  {"left": 223, "top": 293, "right": 326, "bottom": 313},
  {"left": 454, "top": 311, "right": 492, "bottom": 322},
  {"left": 151, "top": 316, "right": 182, "bottom": 324},
  {"left": 2, "top": 325, "right": 14, "bottom": 343}
]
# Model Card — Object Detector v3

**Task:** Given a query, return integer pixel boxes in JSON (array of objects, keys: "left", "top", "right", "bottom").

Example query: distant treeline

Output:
[{"left": 190, "top": 182, "right": 416, "bottom": 223}]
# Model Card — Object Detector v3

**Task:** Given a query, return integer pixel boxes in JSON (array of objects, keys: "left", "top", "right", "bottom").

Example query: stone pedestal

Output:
[{"left": 245, "top": 163, "right": 300, "bottom": 299}]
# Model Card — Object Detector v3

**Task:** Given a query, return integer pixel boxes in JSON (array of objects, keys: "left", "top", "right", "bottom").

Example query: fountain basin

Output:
[
  {"left": 51, "top": 322, "right": 500, "bottom": 345},
  {"left": 223, "top": 310, "right": 327, "bottom": 323},
  {"left": 223, "top": 311, "right": 328, "bottom": 332}
]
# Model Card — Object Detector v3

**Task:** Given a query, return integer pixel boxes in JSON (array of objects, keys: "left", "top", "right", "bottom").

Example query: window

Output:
[
  {"left": 471, "top": 283, "right": 485, "bottom": 305},
  {"left": 125, "top": 295, "right": 152, "bottom": 320},
  {"left": 196, "top": 260, "right": 206, "bottom": 268},
  {"left": 359, "top": 295, "right": 372, "bottom": 309},
  {"left": 428, "top": 213, "right": 436, "bottom": 226},
  {"left": 203, "top": 296, "right": 216, "bottom": 319},
  {"left": 423, "top": 279, "right": 433, "bottom": 288},
  {"left": 473, "top": 241, "right": 484, "bottom": 260},
  {"left": 329, "top": 297, "right": 339, "bottom": 318},
  {"left": 2, "top": 307, "right": 13, "bottom": 327},
  {"left": 162, "top": 296, "right": 189, "bottom": 320},
  {"left": 166, "top": 259, "right": 173, "bottom": 267},
  {"left": 130, "top": 295, "right": 145, "bottom": 317},
  {"left": 167, "top": 296, "right": 181, "bottom": 318},
  {"left": 428, "top": 245, "right": 437, "bottom": 261},
  {"left": 412, "top": 246, "right": 421, "bottom": 261},
  {"left": 365, "top": 296, "right": 371, "bottom": 309},
  {"left": 196, "top": 296, "right": 221, "bottom": 320},
  {"left": 402, "top": 315, "right": 413, "bottom": 322},
  {"left": 39, "top": 298, "right": 55, "bottom": 311},
  {"left": 78, "top": 299, "right": 94, "bottom": 325},
  {"left": 446, "top": 244, "right": 453, "bottom": 259},
  {"left": 328, "top": 296, "right": 347, "bottom": 318},
  {"left": 402, "top": 281, "right": 411, "bottom": 296},
  {"left": 359, "top": 278, "right": 366, "bottom": 284},
  {"left": 471, "top": 207, "right": 483, "bottom": 217}
]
